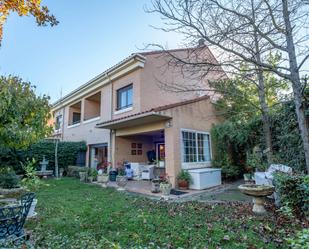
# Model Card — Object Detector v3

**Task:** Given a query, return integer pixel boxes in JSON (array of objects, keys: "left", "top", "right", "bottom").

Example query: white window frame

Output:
[{"left": 180, "top": 129, "right": 212, "bottom": 168}]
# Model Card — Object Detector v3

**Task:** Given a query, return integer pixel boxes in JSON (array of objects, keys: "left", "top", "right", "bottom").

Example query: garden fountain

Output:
[
  {"left": 36, "top": 156, "right": 53, "bottom": 178},
  {"left": 238, "top": 184, "right": 275, "bottom": 215}
]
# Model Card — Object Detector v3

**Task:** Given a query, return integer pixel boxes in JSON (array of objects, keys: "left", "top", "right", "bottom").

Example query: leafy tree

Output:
[
  {"left": 0, "top": 0, "right": 58, "bottom": 42},
  {"left": 0, "top": 76, "right": 52, "bottom": 151},
  {"left": 149, "top": 0, "right": 309, "bottom": 172}
]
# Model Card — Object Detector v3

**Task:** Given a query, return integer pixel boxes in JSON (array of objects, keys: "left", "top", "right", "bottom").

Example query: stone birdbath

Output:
[{"left": 238, "top": 184, "right": 275, "bottom": 215}]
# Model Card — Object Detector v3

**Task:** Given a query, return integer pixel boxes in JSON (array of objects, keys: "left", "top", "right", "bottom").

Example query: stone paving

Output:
[{"left": 94, "top": 179, "right": 251, "bottom": 203}]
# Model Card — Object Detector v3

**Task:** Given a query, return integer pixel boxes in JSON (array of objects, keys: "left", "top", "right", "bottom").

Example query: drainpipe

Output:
[{"left": 106, "top": 72, "right": 114, "bottom": 165}]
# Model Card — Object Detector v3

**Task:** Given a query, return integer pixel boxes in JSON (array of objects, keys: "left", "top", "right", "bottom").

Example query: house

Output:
[{"left": 51, "top": 46, "right": 225, "bottom": 186}]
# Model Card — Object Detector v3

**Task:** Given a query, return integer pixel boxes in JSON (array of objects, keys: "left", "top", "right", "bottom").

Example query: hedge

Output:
[{"left": 0, "top": 140, "right": 87, "bottom": 173}]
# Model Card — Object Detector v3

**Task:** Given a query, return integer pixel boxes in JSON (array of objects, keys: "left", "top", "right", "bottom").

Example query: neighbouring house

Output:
[{"left": 51, "top": 46, "right": 225, "bottom": 186}]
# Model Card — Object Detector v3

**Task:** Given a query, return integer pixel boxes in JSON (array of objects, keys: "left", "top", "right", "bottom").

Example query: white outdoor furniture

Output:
[
  {"left": 130, "top": 163, "right": 142, "bottom": 180},
  {"left": 188, "top": 168, "right": 222, "bottom": 190},
  {"left": 254, "top": 164, "right": 292, "bottom": 186},
  {"left": 141, "top": 165, "right": 155, "bottom": 180}
]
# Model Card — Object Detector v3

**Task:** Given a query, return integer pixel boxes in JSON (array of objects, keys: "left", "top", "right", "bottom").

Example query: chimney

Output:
[{"left": 198, "top": 38, "right": 205, "bottom": 47}]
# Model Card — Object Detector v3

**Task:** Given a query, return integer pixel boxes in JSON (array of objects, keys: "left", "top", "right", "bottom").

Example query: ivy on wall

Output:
[{"left": 211, "top": 100, "right": 307, "bottom": 179}]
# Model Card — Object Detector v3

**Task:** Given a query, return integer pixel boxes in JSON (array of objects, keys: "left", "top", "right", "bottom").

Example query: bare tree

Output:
[{"left": 148, "top": 0, "right": 309, "bottom": 172}]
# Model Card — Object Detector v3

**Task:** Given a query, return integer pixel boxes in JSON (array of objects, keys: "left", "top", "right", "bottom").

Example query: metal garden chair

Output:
[{"left": 0, "top": 192, "right": 35, "bottom": 241}]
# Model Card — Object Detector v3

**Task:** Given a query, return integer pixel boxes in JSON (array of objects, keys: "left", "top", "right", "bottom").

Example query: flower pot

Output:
[
  {"left": 97, "top": 174, "right": 109, "bottom": 187},
  {"left": 178, "top": 180, "right": 189, "bottom": 190},
  {"left": 116, "top": 176, "right": 127, "bottom": 191},
  {"left": 160, "top": 182, "right": 172, "bottom": 196},
  {"left": 79, "top": 172, "right": 87, "bottom": 182},
  {"left": 151, "top": 179, "right": 161, "bottom": 193},
  {"left": 59, "top": 168, "right": 64, "bottom": 177},
  {"left": 88, "top": 176, "right": 93, "bottom": 183},
  {"left": 27, "top": 198, "right": 38, "bottom": 218}
]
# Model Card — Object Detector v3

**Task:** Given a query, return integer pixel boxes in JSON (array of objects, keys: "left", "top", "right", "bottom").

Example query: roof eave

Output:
[{"left": 51, "top": 54, "right": 146, "bottom": 110}]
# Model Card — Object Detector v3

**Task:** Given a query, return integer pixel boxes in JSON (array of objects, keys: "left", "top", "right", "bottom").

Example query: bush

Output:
[
  {"left": 0, "top": 167, "right": 20, "bottom": 189},
  {"left": 177, "top": 170, "right": 192, "bottom": 183},
  {"left": 67, "top": 166, "right": 88, "bottom": 178},
  {"left": 287, "top": 229, "right": 309, "bottom": 249},
  {"left": 0, "top": 140, "right": 87, "bottom": 173},
  {"left": 273, "top": 172, "right": 308, "bottom": 217}
]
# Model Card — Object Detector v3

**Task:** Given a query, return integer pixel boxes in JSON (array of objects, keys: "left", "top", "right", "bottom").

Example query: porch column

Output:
[
  {"left": 111, "top": 130, "right": 116, "bottom": 167},
  {"left": 164, "top": 125, "right": 180, "bottom": 187}
]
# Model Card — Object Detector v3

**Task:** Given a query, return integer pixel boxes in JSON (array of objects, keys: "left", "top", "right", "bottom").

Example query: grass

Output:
[{"left": 26, "top": 178, "right": 301, "bottom": 249}]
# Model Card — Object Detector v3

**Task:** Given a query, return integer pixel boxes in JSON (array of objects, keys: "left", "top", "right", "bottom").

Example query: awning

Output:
[{"left": 96, "top": 112, "right": 171, "bottom": 129}]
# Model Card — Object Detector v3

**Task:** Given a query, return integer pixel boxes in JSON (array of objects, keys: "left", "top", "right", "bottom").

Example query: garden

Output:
[{"left": 9, "top": 178, "right": 309, "bottom": 248}]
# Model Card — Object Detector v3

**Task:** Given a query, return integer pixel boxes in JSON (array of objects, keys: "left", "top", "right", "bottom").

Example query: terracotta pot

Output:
[{"left": 178, "top": 180, "right": 189, "bottom": 190}]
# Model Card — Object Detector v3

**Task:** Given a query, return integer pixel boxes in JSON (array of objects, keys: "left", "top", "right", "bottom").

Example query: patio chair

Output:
[{"left": 0, "top": 192, "right": 35, "bottom": 241}]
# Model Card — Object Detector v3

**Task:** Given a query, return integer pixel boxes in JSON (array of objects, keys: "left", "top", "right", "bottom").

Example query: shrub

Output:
[
  {"left": 177, "top": 170, "right": 192, "bottom": 183},
  {"left": 0, "top": 140, "right": 87, "bottom": 173},
  {"left": 0, "top": 167, "right": 20, "bottom": 189},
  {"left": 287, "top": 229, "right": 309, "bottom": 249},
  {"left": 273, "top": 172, "right": 308, "bottom": 217},
  {"left": 67, "top": 166, "right": 88, "bottom": 178},
  {"left": 21, "top": 159, "right": 44, "bottom": 191}
]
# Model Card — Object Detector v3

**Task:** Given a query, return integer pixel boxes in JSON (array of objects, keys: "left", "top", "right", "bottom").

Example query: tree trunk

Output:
[
  {"left": 257, "top": 70, "right": 273, "bottom": 164},
  {"left": 282, "top": 0, "right": 309, "bottom": 173},
  {"left": 55, "top": 139, "right": 59, "bottom": 178},
  {"left": 251, "top": 0, "right": 273, "bottom": 164}
]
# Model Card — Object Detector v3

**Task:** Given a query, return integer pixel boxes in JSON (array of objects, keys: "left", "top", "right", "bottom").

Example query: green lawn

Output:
[{"left": 26, "top": 178, "right": 299, "bottom": 249}]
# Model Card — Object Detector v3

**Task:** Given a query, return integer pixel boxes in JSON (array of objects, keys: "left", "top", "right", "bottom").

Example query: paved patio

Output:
[{"left": 94, "top": 179, "right": 251, "bottom": 202}]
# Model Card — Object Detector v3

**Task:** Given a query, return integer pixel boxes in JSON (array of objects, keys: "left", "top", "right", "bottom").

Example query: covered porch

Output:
[{"left": 96, "top": 111, "right": 176, "bottom": 183}]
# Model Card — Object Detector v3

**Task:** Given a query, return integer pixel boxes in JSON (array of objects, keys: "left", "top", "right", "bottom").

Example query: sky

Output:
[
  {"left": 0, "top": 0, "right": 183, "bottom": 102},
  {"left": 1, "top": 1, "right": 308, "bottom": 103}
]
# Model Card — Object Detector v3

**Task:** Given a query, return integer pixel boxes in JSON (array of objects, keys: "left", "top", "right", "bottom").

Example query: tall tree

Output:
[
  {"left": 149, "top": 0, "right": 309, "bottom": 172},
  {"left": 0, "top": 76, "right": 52, "bottom": 150},
  {"left": 0, "top": 0, "right": 58, "bottom": 42}
]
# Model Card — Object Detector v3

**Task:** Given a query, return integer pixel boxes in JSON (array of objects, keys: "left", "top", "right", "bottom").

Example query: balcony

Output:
[{"left": 84, "top": 92, "right": 101, "bottom": 122}]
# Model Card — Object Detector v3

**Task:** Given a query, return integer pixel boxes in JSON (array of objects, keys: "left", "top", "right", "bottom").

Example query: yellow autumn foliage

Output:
[{"left": 0, "top": 0, "right": 58, "bottom": 42}]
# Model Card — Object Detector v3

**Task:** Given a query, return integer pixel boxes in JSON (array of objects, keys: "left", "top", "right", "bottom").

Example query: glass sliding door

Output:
[{"left": 89, "top": 143, "right": 108, "bottom": 169}]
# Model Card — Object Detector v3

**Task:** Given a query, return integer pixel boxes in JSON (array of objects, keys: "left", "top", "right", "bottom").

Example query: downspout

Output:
[{"left": 106, "top": 72, "right": 114, "bottom": 165}]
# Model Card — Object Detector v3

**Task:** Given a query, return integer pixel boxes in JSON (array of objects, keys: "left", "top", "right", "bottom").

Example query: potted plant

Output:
[
  {"left": 88, "top": 168, "right": 98, "bottom": 183},
  {"left": 151, "top": 178, "right": 161, "bottom": 193},
  {"left": 116, "top": 163, "right": 127, "bottom": 191},
  {"left": 59, "top": 168, "right": 64, "bottom": 177},
  {"left": 21, "top": 159, "right": 44, "bottom": 218},
  {"left": 79, "top": 171, "right": 87, "bottom": 182},
  {"left": 177, "top": 170, "right": 192, "bottom": 190},
  {"left": 97, "top": 162, "right": 111, "bottom": 187},
  {"left": 159, "top": 173, "right": 172, "bottom": 196}
]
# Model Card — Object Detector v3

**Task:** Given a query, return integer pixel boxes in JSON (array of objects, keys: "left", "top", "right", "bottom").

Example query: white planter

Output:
[
  {"left": 97, "top": 174, "right": 109, "bottom": 187},
  {"left": 160, "top": 183, "right": 172, "bottom": 196},
  {"left": 27, "top": 198, "right": 38, "bottom": 218},
  {"left": 116, "top": 176, "right": 127, "bottom": 191}
]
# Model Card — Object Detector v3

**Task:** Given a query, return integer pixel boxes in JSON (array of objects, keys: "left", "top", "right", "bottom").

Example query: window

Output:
[
  {"left": 72, "top": 112, "right": 81, "bottom": 124},
  {"left": 68, "top": 101, "right": 81, "bottom": 126},
  {"left": 182, "top": 130, "right": 211, "bottom": 163},
  {"left": 117, "top": 84, "right": 133, "bottom": 110},
  {"left": 55, "top": 115, "right": 62, "bottom": 130}
]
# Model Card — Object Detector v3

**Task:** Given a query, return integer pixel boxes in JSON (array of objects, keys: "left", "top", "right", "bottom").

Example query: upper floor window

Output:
[
  {"left": 55, "top": 115, "right": 62, "bottom": 130},
  {"left": 68, "top": 101, "right": 81, "bottom": 126},
  {"left": 117, "top": 84, "right": 133, "bottom": 110},
  {"left": 182, "top": 130, "right": 211, "bottom": 163}
]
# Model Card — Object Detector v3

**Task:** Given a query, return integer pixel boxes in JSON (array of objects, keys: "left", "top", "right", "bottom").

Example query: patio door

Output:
[
  {"left": 89, "top": 143, "right": 108, "bottom": 169},
  {"left": 156, "top": 143, "right": 165, "bottom": 167}
]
